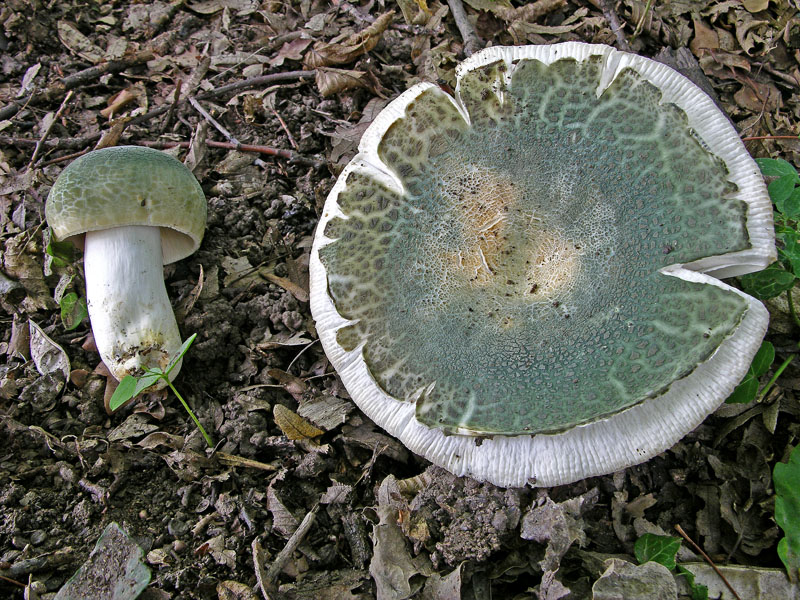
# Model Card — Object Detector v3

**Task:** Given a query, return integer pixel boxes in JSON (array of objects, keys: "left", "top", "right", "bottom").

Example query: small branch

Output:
[
  {"left": 674, "top": 524, "right": 743, "bottom": 600},
  {"left": 599, "top": 0, "right": 631, "bottom": 52},
  {"left": 447, "top": 0, "right": 482, "bottom": 56},
  {"left": 27, "top": 90, "right": 74, "bottom": 169},
  {"left": 741, "top": 135, "right": 799, "bottom": 142},
  {"left": 0, "top": 51, "right": 154, "bottom": 121},
  {"left": 138, "top": 139, "right": 323, "bottom": 168},
  {"left": 265, "top": 504, "right": 319, "bottom": 583}
]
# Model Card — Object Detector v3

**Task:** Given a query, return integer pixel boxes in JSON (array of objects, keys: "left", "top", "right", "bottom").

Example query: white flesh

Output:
[{"left": 84, "top": 225, "right": 182, "bottom": 386}]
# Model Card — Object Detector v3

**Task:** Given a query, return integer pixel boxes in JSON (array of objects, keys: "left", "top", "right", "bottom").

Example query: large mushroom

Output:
[
  {"left": 310, "top": 43, "right": 777, "bottom": 488},
  {"left": 46, "top": 146, "right": 206, "bottom": 387}
]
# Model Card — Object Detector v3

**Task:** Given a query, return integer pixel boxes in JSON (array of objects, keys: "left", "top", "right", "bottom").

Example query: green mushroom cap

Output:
[
  {"left": 46, "top": 146, "right": 207, "bottom": 264},
  {"left": 311, "top": 43, "right": 775, "bottom": 487}
]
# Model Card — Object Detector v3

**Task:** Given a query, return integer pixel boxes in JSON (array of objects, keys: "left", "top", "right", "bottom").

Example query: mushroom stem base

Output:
[{"left": 84, "top": 225, "right": 183, "bottom": 385}]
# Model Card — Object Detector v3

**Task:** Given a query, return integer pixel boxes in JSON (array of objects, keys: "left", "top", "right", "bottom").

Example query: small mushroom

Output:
[
  {"left": 46, "top": 146, "right": 206, "bottom": 387},
  {"left": 310, "top": 43, "right": 777, "bottom": 488}
]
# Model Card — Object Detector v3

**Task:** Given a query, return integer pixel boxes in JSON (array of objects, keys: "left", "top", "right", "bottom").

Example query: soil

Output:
[{"left": 1, "top": 1, "right": 799, "bottom": 599}]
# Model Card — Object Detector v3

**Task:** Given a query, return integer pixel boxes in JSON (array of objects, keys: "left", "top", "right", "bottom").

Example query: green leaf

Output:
[
  {"left": 59, "top": 292, "right": 88, "bottom": 331},
  {"left": 164, "top": 333, "right": 197, "bottom": 376},
  {"left": 770, "top": 175, "right": 798, "bottom": 213},
  {"left": 756, "top": 157, "right": 800, "bottom": 180},
  {"left": 108, "top": 376, "right": 139, "bottom": 412},
  {"left": 774, "top": 446, "right": 800, "bottom": 581},
  {"left": 740, "top": 263, "right": 797, "bottom": 300},
  {"left": 726, "top": 377, "right": 759, "bottom": 404},
  {"left": 677, "top": 566, "right": 709, "bottom": 600},
  {"left": 46, "top": 238, "right": 76, "bottom": 267},
  {"left": 727, "top": 341, "right": 775, "bottom": 404},
  {"left": 134, "top": 373, "right": 162, "bottom": 396},
  {"left": 634, "top": 534, "right": 681, "bottom": 570},
  {"left": 778, "top": 229, "right": 800, "bottom": 275},
  {"left": 783, "top": 187, "right": 800, "bottom": 221},
  {"left": 752, "top": 341, "right": 776, "bottom": 377}
]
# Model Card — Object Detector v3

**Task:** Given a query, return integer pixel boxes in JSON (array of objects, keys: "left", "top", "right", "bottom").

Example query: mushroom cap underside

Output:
[
  {"left": 46, "top": 145, "right": 207, "bottom": 264},
  {"left": 310, "top": 42, "right": 776, "bottom": 487}
]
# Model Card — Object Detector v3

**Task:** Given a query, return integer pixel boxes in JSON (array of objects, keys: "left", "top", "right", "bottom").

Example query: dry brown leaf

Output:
[
  {"left": 734, "top": 79, "right": 782, "bottom": 112},
  {"left": 262, "top": 271, "right": 308, "bottom": 302},
  {"left": 315, "top": 67, "right": 369, "bottom": 97},
  {"left": 270, "top": 36, "right": 313, "bottom": 67},
  {"left": 304, "top": 11, "right": 394, "bottom": 68},
  {"left": 690, "top": 17, "right": 719, "bottom": 56},
  {"left": 29, "top": 319, "right": 70, "bottom": 381},
  {"left": 742, "top": 0, "right": 769, "bottom": 12},
  {"left": 216, "top": 452, "right": 278, "bottom": 471},
  {"left": 273, "top": 404, "right": 324, "bottom": 440},
  {"left": 735, "top": 11, "right": 770, "bottom": 55},
  {"left": 57, "top": 20, "right": 104, "bottom": 63},
  {"left": 396, "top": 0, "right": 434, "bottom": 25}
]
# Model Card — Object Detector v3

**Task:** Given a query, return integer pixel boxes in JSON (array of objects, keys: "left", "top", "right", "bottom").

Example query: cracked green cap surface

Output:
[
  {"left": 310, "top": 43, "right": 776, "bottom": 487},
  {"left": 46, "top": 146, "right": 206, "bottom": 264}
]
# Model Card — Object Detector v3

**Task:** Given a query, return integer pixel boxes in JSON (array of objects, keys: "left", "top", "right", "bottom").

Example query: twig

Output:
[
  {"left": 447, "top": 0, "right": 482, "bottom": 56},
  {"left": 0, "top": 574, "right": 25, "bottom": 588},
  {"left": 674, "top": 524, "right": 743, "bottom": 600},
  {"left": 599, "top": 0, "right": 631, "bottom": 52},
  {"left": 265, "top": 504, "right": 319, "bottom": 583},
  {"left": 741, "top": 135, "right": 799, "bottom": 141},
  {"left": 0, "top": 50, "right": 154, "bottom": 121},
  {"left": 27, "top": 90, "right": 74, "bottom": 169},
  {"left": 271, "top": 108, "right": 299, "bottom": 151},
  {"left": 136, "top": 139, "right": 323, "bottom": 168}
]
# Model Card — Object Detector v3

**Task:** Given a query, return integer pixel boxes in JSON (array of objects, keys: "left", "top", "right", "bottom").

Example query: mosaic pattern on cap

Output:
[
  {"left": 45, "top": 146, "right": 206, "bottom": 264},
  {"left": 318, "top": 52, "right": 757, "bottom": 436}
]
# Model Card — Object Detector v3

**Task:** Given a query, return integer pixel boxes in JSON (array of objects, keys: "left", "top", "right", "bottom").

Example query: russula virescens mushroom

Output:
[
  {"left": 310, "top": 43, "right": 777, "bottom": 488},
  {"left": 46, "top": 146, "right": 206, "bottom": 386}
]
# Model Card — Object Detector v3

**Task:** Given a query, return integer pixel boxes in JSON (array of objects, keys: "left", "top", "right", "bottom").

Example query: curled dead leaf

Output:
[
  {"left": 267, "top": 367, "right": 308, "bottom": 400},
  {"left": 29, "top": 319, "right": 70, "bottom": 382},
  {"left": 304, "top": 11, "right": 393, "bottom": 68},
  {"left": 315, "top": 67, "right": 369, "bottom": 98}
]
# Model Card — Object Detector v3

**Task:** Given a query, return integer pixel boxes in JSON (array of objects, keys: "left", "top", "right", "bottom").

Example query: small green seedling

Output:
[
  {"left": 634, "top": 533, "right": 708, "bottom": 600},
  {"left": 108, "top": 333, "right": 212, "bottom": 447},
  {"left": 774, "top": 445, "right": 800, "bottom": 583}
]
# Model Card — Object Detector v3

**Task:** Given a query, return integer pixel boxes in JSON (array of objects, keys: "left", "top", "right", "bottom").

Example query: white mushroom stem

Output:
[{"left": 84, "top": 225, "right": 183, "bottom": 387}]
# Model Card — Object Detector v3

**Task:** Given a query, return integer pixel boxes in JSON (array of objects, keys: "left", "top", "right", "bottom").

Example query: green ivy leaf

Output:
[
  {"left": 45, "top": 238, "right": 76, "bottom": 268},
  {"left": 778, "top": 229, "right": 800, "bottom": 276},
  {"left": 677, "top": 566, "right": 709, "bottom": 600},
  {"left": 634, "top": 534, "right": 681, "bottom": 570},
  {"left": 59, "top": 292, "right": 88, "bottom": 331},
  {"left": 726, "top": 341, "right": 775, "bottom": 404},
  {"left": 756, "top": 157, "right": 800, "bottom": 180},
  {"left": 769, "top": 175, "right": 798, "bottom": 213},
  {"left": 783, "top": 187, "right": 800, "bottom": 221},
  {"left": 774, "top": 446, "right": 800, "bottom": 582},
  {"left": 740, "top": 263, "right": 797, "bottom": 300}
]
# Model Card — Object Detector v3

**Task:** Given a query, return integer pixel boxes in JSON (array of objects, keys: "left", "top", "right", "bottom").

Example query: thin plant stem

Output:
[
  {"left": 756, "top": 355, "right": 794, "bottom": 402},
  {"left": 674, "top": 524, "right": 742, "bottom": 600},
  {"left": 787, "top": 288, "right": 800, "bottom": 330},
  {"left": 167, "top": 379, "right": 213, "bottom": 447}
]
